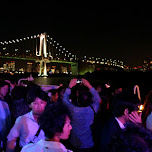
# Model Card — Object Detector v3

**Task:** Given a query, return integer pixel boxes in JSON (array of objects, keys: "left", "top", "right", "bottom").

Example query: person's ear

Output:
[
  {"left": 56, "top": 133, "right": 61, "bottom": 137},
  {"left": 124, "top": 108, "right": 129, "bottom": 115}
]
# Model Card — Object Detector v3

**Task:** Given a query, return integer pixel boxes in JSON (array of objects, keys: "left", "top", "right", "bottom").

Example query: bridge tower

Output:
[{"left": 36, "top": 32, "right": 48, "bottom": 76}]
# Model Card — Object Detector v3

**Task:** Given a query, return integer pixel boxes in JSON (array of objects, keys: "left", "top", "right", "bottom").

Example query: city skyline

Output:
[{"left": 0, "top": 6, "right": 151, "bottom": 67}]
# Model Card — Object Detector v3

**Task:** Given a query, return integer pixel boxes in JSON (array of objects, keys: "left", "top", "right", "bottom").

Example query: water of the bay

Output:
[{"left": 33, "top": 76, "right": 74, "bottom": 86}]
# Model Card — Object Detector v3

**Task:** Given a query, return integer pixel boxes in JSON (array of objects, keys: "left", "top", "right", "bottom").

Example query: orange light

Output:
[{"left": 138, "top": 104, "right": 144, "bottom": 113}]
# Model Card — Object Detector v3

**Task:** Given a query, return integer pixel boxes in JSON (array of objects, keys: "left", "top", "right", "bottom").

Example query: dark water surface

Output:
[{"left": 33, "top": 76, "right": 74, "bottom": 86}]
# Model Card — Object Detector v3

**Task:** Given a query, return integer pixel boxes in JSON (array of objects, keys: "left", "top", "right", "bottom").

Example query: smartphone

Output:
[{"left": 77, "top": 79, "right": 82, "bottom": 83}]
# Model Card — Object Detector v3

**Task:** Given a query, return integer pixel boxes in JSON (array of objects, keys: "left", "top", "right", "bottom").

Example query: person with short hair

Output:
[
  {"left": 6, "top": 84, "right": 49, "bottom": 152},
  {"left": 48, "top": 89, "right": 59, "bottom": 103},
  {"left": 63, "top": 78, "right": 101, "bottom": 152},
  {"left": 21, "top": 103, "right": 73, "bottom": 152},
  {"left": 99, "top": 92, "right": 142, "bottom": 152},
  {"left": 0, "top": 80, "right": 12, "bottom": 151}
]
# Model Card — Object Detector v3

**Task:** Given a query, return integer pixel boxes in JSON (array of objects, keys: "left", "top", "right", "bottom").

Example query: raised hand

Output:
[
  {"left": 81, "top": 78, "right": 92, "bottom": 89},
  {"left": 129, "top": 111, "right": 142, "bottom": 124},
  {"left": 69, "top": 78, "right": 77, "bottom": 88}
]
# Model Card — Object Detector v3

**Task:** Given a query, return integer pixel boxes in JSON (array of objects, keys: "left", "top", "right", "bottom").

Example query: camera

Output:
[{"left": 77, "top": 79, "right": 82, "bottom": 83}]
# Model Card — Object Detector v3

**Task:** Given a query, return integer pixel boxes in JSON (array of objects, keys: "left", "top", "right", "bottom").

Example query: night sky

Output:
[{"left": 0, "top": 6, "right": 152, "bottom": 67}]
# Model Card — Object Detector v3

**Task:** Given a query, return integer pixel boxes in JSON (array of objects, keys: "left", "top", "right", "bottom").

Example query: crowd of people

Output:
[{"left": 1, "top": 76, "right": 152, "bottom": 151}]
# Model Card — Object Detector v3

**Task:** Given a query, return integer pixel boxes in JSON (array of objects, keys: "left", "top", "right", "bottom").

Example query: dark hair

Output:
[
  {"left": 108, "top": 123, "right": 152, "bottom": 152},
  {"left": 0, "top": 80, "right": 10, "bottom": 88},
  {"left": 26, "top": 83, "right": 49, "bottom": 104},
  {"left": 38, "top": 103, "right": 71, "bottom": 139},
  {"left": 11, "top": 86, "right": 27, "bottom": 100},
  {"left": 112, "top": 92, "right": 140, "bottom": 117},
  {"left": 57, "top": 86, "right": 65, "bottom": 95},
  {"left": 48, "top": 89, "right": 58, "bottom": 96},
  {"left": 70, "top": 84, "right": 93, "bottom": 107}
]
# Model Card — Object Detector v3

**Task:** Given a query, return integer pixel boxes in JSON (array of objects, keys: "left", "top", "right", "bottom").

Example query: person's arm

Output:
[
  {"left": 63, "top": 78, "right": 77, "bottom": 104},
  {"left": 82, "top": 78, "right": 101, "bottom": 113},
  {"left": 6, "top": 137, "right": 18, "bottom": 152},
  {"left": 6, "top": 117, "right": 22, "bottom": 152}
]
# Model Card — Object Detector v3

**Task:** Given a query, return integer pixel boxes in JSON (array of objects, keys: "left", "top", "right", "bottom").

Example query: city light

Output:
[{"left": 0, "top": 32, "right": 128, "bottom": 76}]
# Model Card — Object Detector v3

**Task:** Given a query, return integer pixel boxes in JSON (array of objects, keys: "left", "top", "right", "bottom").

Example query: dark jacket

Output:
[{"left": 99, "top": 115, "right": 121, "bottom": 152}]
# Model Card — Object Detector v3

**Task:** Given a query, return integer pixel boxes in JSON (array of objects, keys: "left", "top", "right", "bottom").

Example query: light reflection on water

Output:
[{"left": 33, "top": 76, "right": 74, "bottom": 86}]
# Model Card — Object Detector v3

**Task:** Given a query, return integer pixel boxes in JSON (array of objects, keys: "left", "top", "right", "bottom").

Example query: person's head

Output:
[
  {"left": 108, "top": 123, "right": 152, "bottom": 152},
  {"left": 11, "top": 86, "right": 27, "bottom": 100},
  {"left": 0, "top": 80, "right": 10, "bottom": 99},
  {"left": 112, "top": 92, "right": 140, "bottom": 120},
  {"left": 57, "top": 86, "right": 66, "bottom": 100},
  {"left": 93, "top": 83, "right": 102, "bottom": 93},
  {"left": 48, "top": 89, "right": 58, "bottom": 102},
  {"left": 26, "top": 83, "right": 48, "bottom": 115},
  {"left": 71, "top": 84, "right": 92, "bottom": 107},
  {"left": 38, "top": 103, "right": 72, "bottom": 141}
]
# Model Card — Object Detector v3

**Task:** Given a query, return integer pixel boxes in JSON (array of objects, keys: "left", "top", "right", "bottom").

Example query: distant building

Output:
[{"left": 143, "top": 57, "right": 152, "bottom": 71}]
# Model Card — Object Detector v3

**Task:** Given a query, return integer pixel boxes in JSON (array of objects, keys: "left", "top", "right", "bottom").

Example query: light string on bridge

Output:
[
  {"left": 47, "top": 35, "right": 77, "bottom": 61},
  {"left": 0, "top": 33, "right": 77, "bottom": 62},
  {"left": 0, "top": 34, "right": 40, "bottom": 45},
  {"left": 0, "top": 33, "right": 124, "bottom": 67}
]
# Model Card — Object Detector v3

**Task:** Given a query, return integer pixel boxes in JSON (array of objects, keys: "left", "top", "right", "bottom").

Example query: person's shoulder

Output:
[
  {"left": 0, "top": 100, "right": 9, "bottom": 107},
  {"left": 21, "top": 140, "right": 45, "bottom": 152},
  {"left": 16, "top": 111, "right": 31, "bottom": 122},
  {"left": 146, "top": 112, "right": 152, "bottom": 129},
  {"left": 102, "top": 116, "right": 119, "bottom": 129},
  {"left": 21, "top": 143, "right": 35, "bottom": 152}
]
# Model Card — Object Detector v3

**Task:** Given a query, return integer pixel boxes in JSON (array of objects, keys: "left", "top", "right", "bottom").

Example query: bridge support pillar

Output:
[
  {"left": 71, "top": 62, "right": 78, "bottom": 75},
  {"left": 43, "top": 60, "right": 48, "bottom": 76},
  {"left": 38, "top": 61, "right": 42, "bottom": 76}
]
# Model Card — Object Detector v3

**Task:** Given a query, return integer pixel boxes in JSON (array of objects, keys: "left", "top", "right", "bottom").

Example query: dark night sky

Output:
[{"left": 0, "top": 6, "right": 152, "bottom": 67}]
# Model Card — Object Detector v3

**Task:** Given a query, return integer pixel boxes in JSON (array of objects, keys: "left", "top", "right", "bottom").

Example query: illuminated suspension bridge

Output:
[{"left": 0, "top": 32, "right": 78, "bottom": 76}]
